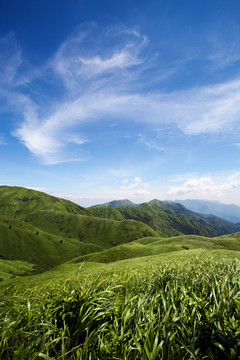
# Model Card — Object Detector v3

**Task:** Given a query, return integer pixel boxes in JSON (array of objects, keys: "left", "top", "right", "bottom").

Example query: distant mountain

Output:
[
  {"left": 89, "top": 199, "right": 240, "bottom": 237},
  {"left": 176, "top": 199, "right": 240, "bottom": 223},
  {"left": 95, "top": 199, "right": 137, "bottom": 207}
]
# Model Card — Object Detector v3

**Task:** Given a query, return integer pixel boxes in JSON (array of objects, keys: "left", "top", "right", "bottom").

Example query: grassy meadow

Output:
[
  {"left": 0, "top": 186, "right": 240, "bottom": 359},
  {"left": 0, "top": 253, "right": 240, "bottom": 359}
]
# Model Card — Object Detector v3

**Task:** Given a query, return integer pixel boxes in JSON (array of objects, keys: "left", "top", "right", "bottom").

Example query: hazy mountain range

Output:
[{"left": 176, "top": 199, "right": 240, "bottom": 224}]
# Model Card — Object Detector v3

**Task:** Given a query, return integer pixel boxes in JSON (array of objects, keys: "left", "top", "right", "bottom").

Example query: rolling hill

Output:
[
  {"left": 0, "top": 186, "right": 158, "bottom": 273},
  {"left": 1, "top": 185, "right": 240, "bottom": 276},
  {"left": 1, "top": 187, "right": 240, "bottom": 360},
  {"left": 0, "top": 185, "right": 90, "bottom": 218}
]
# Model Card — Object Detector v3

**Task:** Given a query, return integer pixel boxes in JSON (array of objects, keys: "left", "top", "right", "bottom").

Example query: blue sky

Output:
[{"left": 1, "top": 0, "right": 240, "bottom": 206}]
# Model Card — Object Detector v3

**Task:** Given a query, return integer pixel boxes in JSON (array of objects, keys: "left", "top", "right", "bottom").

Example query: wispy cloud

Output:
[
  {"left": 0, "top": 32, "right": 22, "bottom": 86},
  {"left": 138, "top": 133, "right": 166, "bottom": 152},
  {"left": 15, "top": 78, "right": 240, "bottom": 162},
  {"left": 1, "top": 23, "right": 240, "bottom": 165},
  {"left": 206, "top": 22, "right": 240, "bottom": 70},
  {"left": 0, "top": 135, "right": 7, "bottom": 145},
  {"left": 52, "top": 23, "right": 148, "bottom": 91}
]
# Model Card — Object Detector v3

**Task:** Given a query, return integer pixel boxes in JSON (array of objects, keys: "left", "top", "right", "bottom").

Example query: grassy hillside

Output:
[
  {"left": 0, "top": 192, "right": 239, "bottom": 360},
  {"left": 0, "top": 260, "right": 35, "bottom": 280},
  {"left": 1, "top": 231, "right": 240, "bottom": 287},
  {"left": 89, "top": 201, "right": 240, "bottom": 237},
  {"left": 148, "top": 199, "right": 240, "bottom": 234},
  {"left": 1, "top": 185, "right": 239, "bottom": 276},
  {"left": 1, "top": 186, "right": 240, "bottom": 359},
  {"left": 66, "top": 232, "right": 240, "bottom": 265},
  {"left": 0, "top": 215, "right": 103, "bottom": 273},
  {"left": 24, "top": 210, "right": 158, "bottom": 248},
  {"left": 0, "top": 185, "right": 90, "bottom": 219},
  {"left": 0, "top": 186, "right": 158, "bottom": 273}
]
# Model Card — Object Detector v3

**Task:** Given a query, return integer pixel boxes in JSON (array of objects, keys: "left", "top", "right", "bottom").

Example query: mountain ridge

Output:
[
  {"left": 91, "top": 197, "right": 240, "bottom": 226},
  {"left": 94, "top": 199, "right": 138, "bottom": 207},
  {"left": 176, "top": 199, "right": 240, "bottom": 223},
  {"left": 89, "top": 200, "right": 240, "bottom": 237}
]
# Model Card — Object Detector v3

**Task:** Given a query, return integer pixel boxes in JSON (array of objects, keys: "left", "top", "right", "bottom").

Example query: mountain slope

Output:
[
  {"left": 89, "top": 200, "right": 240, "bottom": 237},
  {"left": 24, "top": 210, "right": 158, "bottom": 248},
  {"left": 0, "top": 214, "right": 103, "bottom": 272},
  {"left": 148, "top": 199, "right": 240, "bottom": 234},
  {"left": 0, "top": 185, "right": 90, "bottom": 219},
  {"left": 65, "top": 232, "right": 240, "bottom": 265},
  {"left": 0, "top": 186, "right": 158, "bottom": 272}
]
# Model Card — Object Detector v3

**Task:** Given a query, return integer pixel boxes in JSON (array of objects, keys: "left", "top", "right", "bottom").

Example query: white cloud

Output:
[
  {"left": 14, "top": 76, "right": 240, "bottom": 164},
  {"left": 53, "top": 177, "right": 152, "bottom": 207},
  {"left": 134, "top": 176, "right": 142, "bottom": 183},
  {"left": 52, "top": 23, "right": 147, "bottom": 90},
  {"left": 50, "top": 172, "right": 240, "bottom": 207},
  {"left": 2, "top": 24, "right": 240, "bottom": 164},
  {"left": 120, "top": 176, "right": 142, "bottom": 190},
  {"left": 119, "top": 176, "right": 150, "bottom": 199},
  {"left": 167, "top": 175, "right": 240, "bottom": 204}
]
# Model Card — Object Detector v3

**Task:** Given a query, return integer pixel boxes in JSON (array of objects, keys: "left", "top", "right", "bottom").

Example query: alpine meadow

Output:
[
  {"left": 0, "top": 186, "right": 240, "bottom": 359},
  {"left": 1, "top": 0, "right": 240, "bottom": 359}
]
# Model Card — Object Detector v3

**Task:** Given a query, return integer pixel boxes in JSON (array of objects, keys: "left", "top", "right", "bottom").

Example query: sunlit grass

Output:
[{"left": 1, "top": 256, "right": 239, "bottom": 359}]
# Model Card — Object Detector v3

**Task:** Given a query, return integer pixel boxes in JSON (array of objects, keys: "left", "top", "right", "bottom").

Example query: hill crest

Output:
[{"left": 94, "top": 199, "right": 137, "bottom": 207}]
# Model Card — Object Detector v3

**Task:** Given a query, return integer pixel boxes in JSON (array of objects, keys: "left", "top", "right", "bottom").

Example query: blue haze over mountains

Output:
[{"left": 176, "top": 199, "right": 240, "bottom": 224}]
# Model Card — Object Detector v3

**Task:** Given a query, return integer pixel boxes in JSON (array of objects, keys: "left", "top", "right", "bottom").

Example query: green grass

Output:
[
  {"left": 1, "top": 245, "right": 240, "bottom": 290},
  {"left": 61, "top": 233, "right": 240, "bottom": 265},
  {"left": 0, "top": 260, "right": 35, "bottom": 279},
  {"left": 0, "top": 256, "right": 239, "bottom": 359},
  {"left": 212, "top": 232, "right": 240, "bottom": 251}
]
